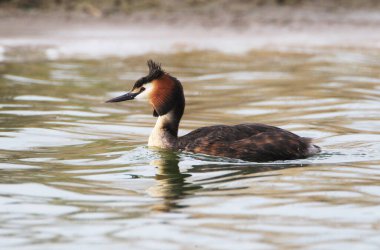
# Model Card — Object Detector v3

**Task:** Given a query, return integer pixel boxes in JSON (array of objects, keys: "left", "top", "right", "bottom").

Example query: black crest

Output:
[
  {"left": 146, "top": 60, "right": 164, "bottom": 81},
  {"left": 132, "top": 60, "right": 165, "bottom": 88}
]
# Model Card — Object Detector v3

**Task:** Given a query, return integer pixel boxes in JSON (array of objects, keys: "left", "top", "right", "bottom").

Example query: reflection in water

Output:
[
  {"left": 148, "top": 150, "right": 201, "bottom": 212},
  {"left": 148, "top": 148, "right": 313, "bottom": 212},
  {"left": 189, "top": 163, "right": 310, "bottom": 185}
]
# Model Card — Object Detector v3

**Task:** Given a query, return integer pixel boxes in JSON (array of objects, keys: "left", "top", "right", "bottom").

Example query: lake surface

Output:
[{"left": 1, "top": 49, "right": 380, "bottom": 249}]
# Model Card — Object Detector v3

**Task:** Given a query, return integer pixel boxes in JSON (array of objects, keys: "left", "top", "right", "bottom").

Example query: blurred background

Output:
[
  {"left": 2, "top": 0, "right": 380, "bottom": 17},
  {"left": 2, "top": 0, "right": 380, "bottom": 60}
]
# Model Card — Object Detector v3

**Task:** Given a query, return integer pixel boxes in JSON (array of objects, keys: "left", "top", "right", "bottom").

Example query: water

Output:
[{"left": 1, "top": 50, "right": 380, "bottom": 249}]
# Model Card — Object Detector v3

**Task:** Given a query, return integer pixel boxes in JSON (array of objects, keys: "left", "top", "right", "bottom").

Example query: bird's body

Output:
[
  {"left": 107, "top": 60, "right": 320, "bottom": 162},
  {"left": 178, "top": 123, "right": 319, "bottom": 162}
]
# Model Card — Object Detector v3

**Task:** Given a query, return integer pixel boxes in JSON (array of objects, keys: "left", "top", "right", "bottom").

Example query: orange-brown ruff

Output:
[{"left": 106, "top": 60, "right": 321, "bottom": 162}]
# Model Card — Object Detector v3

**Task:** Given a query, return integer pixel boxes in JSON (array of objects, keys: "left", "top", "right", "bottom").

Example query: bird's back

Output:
[{"left": 177, "top": 123, "right": 320, "bottom": 162}]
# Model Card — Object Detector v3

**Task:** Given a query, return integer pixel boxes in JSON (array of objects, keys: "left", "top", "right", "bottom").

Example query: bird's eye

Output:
[{"left": 141, "top": 87, "right": 146, "bottom": 92}]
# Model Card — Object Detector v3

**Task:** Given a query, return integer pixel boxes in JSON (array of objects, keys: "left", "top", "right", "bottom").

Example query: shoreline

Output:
[{"left": 1, "top": 7, "right": 380, "bottom": 61}]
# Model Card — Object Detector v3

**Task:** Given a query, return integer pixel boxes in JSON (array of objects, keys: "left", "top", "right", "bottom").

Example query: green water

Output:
[{"left": 1, "top": 50, "right": 380, "bottom": 249}]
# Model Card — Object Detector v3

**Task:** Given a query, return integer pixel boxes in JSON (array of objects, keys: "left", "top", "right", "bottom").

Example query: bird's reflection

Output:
[
  {"left": 188, "top": 162, "right": 309, "bottom": 184},
  {"left": 148, "top": 150, "right": 312, "bottom": 212},
  {"left": 147, "top": 150, "right": 201, "bottom": 212}
]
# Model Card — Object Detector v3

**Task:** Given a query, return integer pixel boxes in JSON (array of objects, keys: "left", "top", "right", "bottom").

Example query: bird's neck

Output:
[{"left": 148, "top": 99, "right": 184, "bottom": 149}]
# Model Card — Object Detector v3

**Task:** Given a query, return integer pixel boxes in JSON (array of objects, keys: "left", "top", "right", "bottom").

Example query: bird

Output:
[{"left": 106, "top": 60, "right": 320, "bottom": 162}]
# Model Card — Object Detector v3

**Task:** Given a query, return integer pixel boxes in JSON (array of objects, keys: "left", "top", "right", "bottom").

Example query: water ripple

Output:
[{"left": 1, "top": 50, "right": 380, "bottom": 249}]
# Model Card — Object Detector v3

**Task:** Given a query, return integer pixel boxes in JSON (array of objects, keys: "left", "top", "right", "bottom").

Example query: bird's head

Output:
[{"left": 107, "top": 60, "right": 184, "bottom": 117}]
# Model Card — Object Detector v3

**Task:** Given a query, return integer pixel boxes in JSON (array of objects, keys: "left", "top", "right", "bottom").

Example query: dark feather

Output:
[
  {"left": 146, "top": 60, "right": 165, "bottom": 82},
  {"left": 132, "top": 60, "right": 165, "bottom": 89},
  {"left": 177, "top": 123, "right": 318, "bottom": 162}
]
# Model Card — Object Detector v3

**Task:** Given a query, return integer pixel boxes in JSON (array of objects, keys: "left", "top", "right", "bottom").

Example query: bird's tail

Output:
[{"left": 303, "top": 137, "right": 321, "bottom": 156}]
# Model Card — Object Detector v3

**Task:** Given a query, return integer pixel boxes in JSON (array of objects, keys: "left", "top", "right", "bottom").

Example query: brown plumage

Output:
[
  {"left": 150, "top": 75, "right": 184, "bottom": 118},
  {"left": 178, "top": 124, "right": 317, "bottom": 162},
  {"left": 106, "top": 60, "right": 321, "bottom": 162}
]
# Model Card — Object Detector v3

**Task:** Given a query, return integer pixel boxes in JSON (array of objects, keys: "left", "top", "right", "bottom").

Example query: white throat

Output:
[{"left": 148, "top": 110, "right": 177, "bottom": 149}]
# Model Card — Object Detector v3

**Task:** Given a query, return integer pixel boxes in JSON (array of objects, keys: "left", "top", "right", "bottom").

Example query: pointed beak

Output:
[{"left": 106, "top": 92, "right": 138, "bottom": 103}]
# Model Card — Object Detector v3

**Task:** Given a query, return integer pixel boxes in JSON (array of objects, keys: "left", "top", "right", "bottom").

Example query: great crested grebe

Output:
[{"left": 106, "top": 60, "right": 321, "bottom": 162}]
